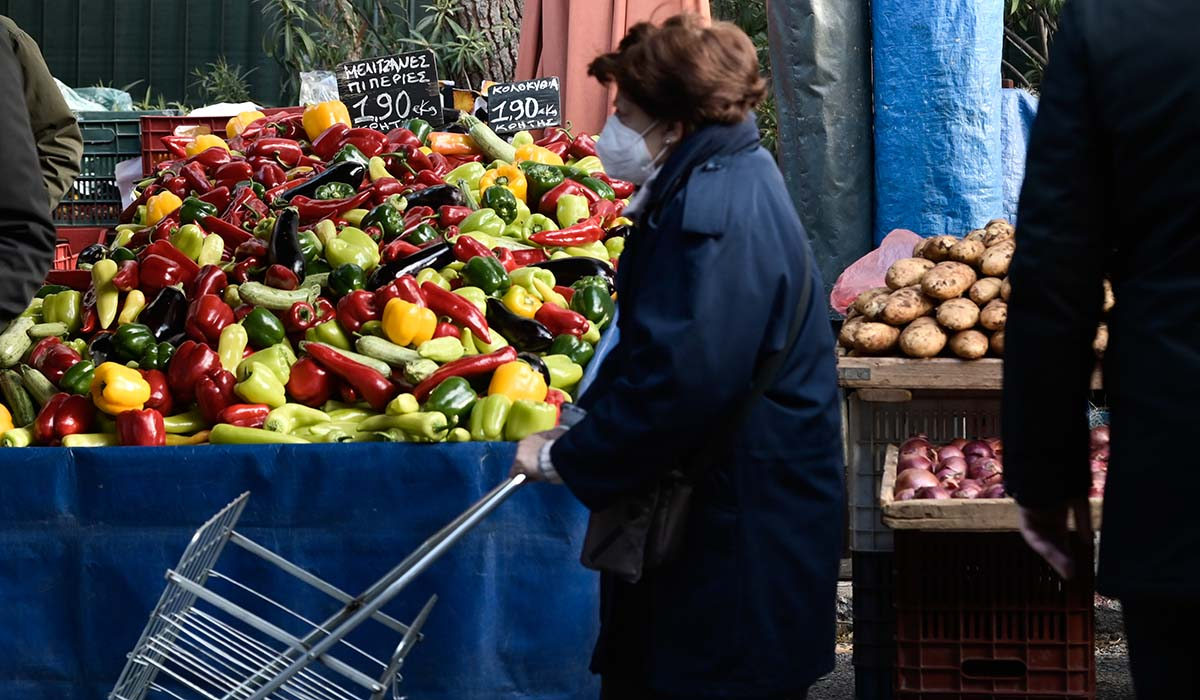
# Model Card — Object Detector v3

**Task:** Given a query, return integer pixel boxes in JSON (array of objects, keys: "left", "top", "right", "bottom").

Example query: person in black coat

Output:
[
  {"left": 510, "top": 15, "right": 844, "bottom": 700},
  {"left": 0, "top": 21, "right": 57, "bottom": 323},
  {"left": 1002, "top": 1, "right": 1200, "bottom": 697}
]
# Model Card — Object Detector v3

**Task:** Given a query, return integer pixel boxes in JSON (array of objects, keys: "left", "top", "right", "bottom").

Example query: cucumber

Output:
[
  {"left": 300, "top": 341, "right": 392, "bottom": 377},
  {"left": 0, "top": 370, "right": 36, "bottom": 427},
  {"left": 356, "top": 335, "right": 423, "bottom": 367},
  {"left": 28, "top": 322, "right": 68, "bottom": 339},
  {"left": 236, "top": 282, "right": 317, "bottom": 311},
  {"left": 17, "top": 365, "right": 56, "bottom": 407},
  {"left": 0, "top": 317, "right": 35, "bottom": 367},
  {"left": 458, "top": 113, "right": 516, "bottom": 163}
]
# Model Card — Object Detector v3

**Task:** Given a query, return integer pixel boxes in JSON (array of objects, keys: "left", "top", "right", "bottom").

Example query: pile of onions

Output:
[{"left": 895, "top": 435, "right": 1007, "bottom": 500}]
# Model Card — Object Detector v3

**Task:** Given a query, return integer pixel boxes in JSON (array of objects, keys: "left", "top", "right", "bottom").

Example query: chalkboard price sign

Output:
[
  {"left": 486, "top": 77, "right": 562, "bottom": 134},
  {"left": 336, "top": 50, "right": 443, "bottom": 131}
]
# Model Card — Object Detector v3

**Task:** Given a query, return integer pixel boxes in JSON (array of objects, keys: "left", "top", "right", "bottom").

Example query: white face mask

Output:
[{"left": 596, "top": 114, "right": 667, "bottom": 186}]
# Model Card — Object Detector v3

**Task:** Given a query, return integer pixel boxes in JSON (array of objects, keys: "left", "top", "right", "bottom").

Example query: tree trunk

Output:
[{"left": 458, "top": 0, "right": 524, "bottom": 87}]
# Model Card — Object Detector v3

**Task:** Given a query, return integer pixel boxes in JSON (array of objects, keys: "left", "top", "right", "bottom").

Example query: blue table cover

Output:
[{"left": 0, "top": 443, "right": 599, "bottom": 700}]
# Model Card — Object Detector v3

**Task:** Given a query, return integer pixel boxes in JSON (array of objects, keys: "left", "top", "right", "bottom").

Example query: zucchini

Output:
[
  {"left": 0, "top": 370, "right": 36, "bottom": 427},
  {"left": 1, "top": 426, "right": 32, "bottom": 447},
  {"left": 28, "top": 322, "right": 69, "bottom": 339},
  {"left": 301, "top": 272, "right": 330, "bottom": 291},
  {"left": 356, "top": 335, "right": 423, "bottom": 367},
  {"left": 236, "top": 282, "right": 317, "bottom": 311},
  {"left": 0, "top": 317, "right": 35, "bottom": 367},
  {"left": 300, "top": 341, "right": 392, "bottom": 377},
  {"left": 17, "top": 365, "right": 56, "bottom": 407},
  {"left": 458, "top": 113, "right": 516, "bottom": 163}
]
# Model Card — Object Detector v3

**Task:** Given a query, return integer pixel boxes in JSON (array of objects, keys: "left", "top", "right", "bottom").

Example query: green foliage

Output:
[
  {"left": 1004, "top": 0, "right": 1063, "bottom": 91},
  {"left": 405, "top": 0, "right": 514, "bottom": 87},
  {"left": 191, "top": 57, "right": 257, "bottom": 104},
  {"left": 711, "top": 0, "right": 776, "bottom": 154}
]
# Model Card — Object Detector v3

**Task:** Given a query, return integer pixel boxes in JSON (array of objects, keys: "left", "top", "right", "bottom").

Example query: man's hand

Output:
[
  {"left": 1017, "top": 497, "right": 1094, "bottom": 579},
  {"left": 509, "top": 426, "right": 568, "bottom": 481}
]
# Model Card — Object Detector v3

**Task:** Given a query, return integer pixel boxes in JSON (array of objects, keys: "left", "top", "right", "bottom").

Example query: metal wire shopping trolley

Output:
[{"left": 110, "top": 475, "right": 527, "bottom": 700}]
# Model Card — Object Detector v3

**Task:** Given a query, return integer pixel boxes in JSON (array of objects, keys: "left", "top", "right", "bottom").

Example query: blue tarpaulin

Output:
[
  {"left": 1000, "top": 88, "right": 1039, "bottom": 225},
  {"left": 0, "top": 443, "right": 599, "bottom": 700}
]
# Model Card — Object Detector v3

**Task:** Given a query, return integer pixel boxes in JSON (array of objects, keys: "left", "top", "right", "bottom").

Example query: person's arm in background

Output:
[
  {"left": 0, "top": 25, "right": 58, "bottom": 322},
  {"left": 1002, "top": 0, "right": 1105, "bottom": 578},
  {"left": 2, "top": 18, "right": 82, "bottom": 210}
]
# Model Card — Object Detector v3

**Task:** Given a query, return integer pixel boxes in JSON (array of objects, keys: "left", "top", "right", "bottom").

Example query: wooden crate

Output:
[
  {"left": 878, "top": 446, "right": 1103, "bottom": 531},
  {"left": 837, "top": 354, "right": 1103, "bottom": 392}
]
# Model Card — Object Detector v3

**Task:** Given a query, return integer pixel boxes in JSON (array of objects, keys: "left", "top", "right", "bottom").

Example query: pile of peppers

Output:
[{"left": 0, "top": 101, "right": 627, "bottom": 447}]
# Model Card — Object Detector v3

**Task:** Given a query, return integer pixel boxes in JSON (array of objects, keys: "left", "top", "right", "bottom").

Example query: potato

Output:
[
  {"left": 885, "top": 257, "right": 936, "bottom": 290},
  {"left": 969, "top": 277, "right": 1003, "bottom": 306},
  {"left": 983, "top": 220, "right": 1016, "bottom": 247},
  {"left": 854, "top": 322, "right": 901, "bottom": 355},
  {"left": 1001, "top": 276, "right": 1012, "bottom": 301},
  {"left": 918, "top": 235, "right": 958, "bottom": 262},
  {"left": 980, "top": 240, "right": 1015, "bottom": 277},
  {"left": 912, "top": 238, "right": 930, "bottom": 258},
  {"left": 1094, "top": 323, "right": 1108, "bottom": 357},
  {"left": 949, "top": 330, "right": 989, "bottom": 360},
  {"left": 852, "top": 287, "right": 891, "bottom": 318},
  {"left": 990, "top": 330, "right": 1005, "bottom": 356},
  {"left": 949, "top": 238, "right": 986, "bottom": 268},
  {"left": 979, "top": 299, "right": 1008, "bottom": 331},
  {"left": 921, "top": 262, "right": 977, "bottom": 301},
  {"left": 964, "top": 229, "right": 987, "bottom": 243},
  {"left": 880, "top": 286, "right": 936, "bottom": 326},
  {"left": 936, "top": 298, "right": 981, "bottom": 331},
  {"left": 899, "top": 317, "right": 948, "bottom": 358},
  {"left": 839, "top": 316, "right": 866, "bottom": 349},
  {"left": 1102, "top": 279, "right": 1115, "bottom": 314}
]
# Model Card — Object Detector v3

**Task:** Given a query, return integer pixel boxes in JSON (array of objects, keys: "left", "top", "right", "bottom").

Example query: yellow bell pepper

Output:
[
  {"left": 514, "top": 144, "right": 564, "bottom": 166},
  {"left": 502, "top": 285, "right": 541, "bottom": 319},
  {"left": 479, "top": 163, "right": 529, "bottom": 203},
  {"left": 90, "top": 362, "right": 152, "bottom": 415},
  {"left": 488, "top": 361, "right": 548, "bottom": 403},
  {"left": 303, "top": 100, "right": 352, "bottom": 142},
  {"left": 226, "top": 110, "right": 266, "bottom": 139},
  {"left": 382, "top": 298, "right": 438, "bottom": 348},
  {"left": 186, "top": 133, "right": 229, "bottom": 157},
  {"left": 145, "top": 191, "right": 183, "bottom": 226},
  {"left": 0, "top": 404, "right": 12, "bottom": 434}
]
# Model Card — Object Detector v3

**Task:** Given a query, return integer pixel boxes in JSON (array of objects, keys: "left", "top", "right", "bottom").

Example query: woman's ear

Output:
[{"left": 662, "top": 122, "right": 685, "bottom": 149}]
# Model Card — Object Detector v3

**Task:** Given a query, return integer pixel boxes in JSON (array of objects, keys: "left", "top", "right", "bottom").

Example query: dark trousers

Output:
[
  {"left": 600, "top": 675, "right": 809, "bottom": 700},
  {"left": 1123, "top": 596, "right": 1200, "bottom": 699}
]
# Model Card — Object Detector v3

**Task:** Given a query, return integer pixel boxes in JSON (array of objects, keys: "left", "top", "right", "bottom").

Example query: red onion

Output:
[
  {"left": 940, "top": 475, "right": 962, "bottom": 491},
  {"left": 980, "top": 484, "right": 1007, "bottom": 499},
  {"left": 938, "top": 445, "right": 965, "bottom": 462},
  {"left": 898, "top": 453, "right": 935, "bottom": 472},
  {"left": 1091, "top": 446, "right": 1109, "bottom": 463},
  {"left": 963, "top": 441, "right": 994, "bottom": 460},
  {"left": 949, "top": 438, "right": 968, "bottom": 449},
  {"left": 953, "top": 482, "right": 983, "bottom": 499},
  {"left": 966, "top": 454, "right": 988, "bottom": 471},
  {"left": 896, "top": 468, "right": 940, "bottom": 493},
  {"left": 936, "top": 465, "right": 964, "bottom": 480},
  {"left": 1090, "top": 458, "right": 1107, "bottom": 474},
  {"left": 1088, "top": 487, "right": 1104, "bottom": 498},
  {"left": 968, "top": 458, "right": 1003, "bottom": 483},
  {"left": 899, "top": 437, "right": 937, "bottom": 465},
  {"left": 940, "top": 456, "right": 968, "bottom": 474},
  {"left": 985, "top": 437, "right": 1003, "bottom": 456},
  {"left": 915, "top": 486, "right": 952, "bottom": 500},
  {"left": 1090, "top": 425, "right": 1110, "bottom": 451},
  {"left": 895, "top": 488, "right": 916, "bottom": 501}
]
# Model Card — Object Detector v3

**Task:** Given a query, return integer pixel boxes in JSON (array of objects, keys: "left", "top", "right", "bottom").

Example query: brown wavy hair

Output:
[{"left": 588, "top": 14, "right": 766, "bottom": 132}]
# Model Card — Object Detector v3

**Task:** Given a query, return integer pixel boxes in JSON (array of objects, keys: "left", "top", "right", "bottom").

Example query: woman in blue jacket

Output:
[{"left": 512, "top": 15, "right": 844, "bottom": 700}]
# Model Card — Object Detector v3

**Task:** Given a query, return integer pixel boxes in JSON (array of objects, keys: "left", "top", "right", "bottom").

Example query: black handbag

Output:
[{"left": 579, "top": 258, "right": 814, "bottom": 583}]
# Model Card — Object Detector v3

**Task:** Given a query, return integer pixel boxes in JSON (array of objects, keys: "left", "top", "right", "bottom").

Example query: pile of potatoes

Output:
[{"left": 840, "top": 220, "right": 1016, "bottom": 359}]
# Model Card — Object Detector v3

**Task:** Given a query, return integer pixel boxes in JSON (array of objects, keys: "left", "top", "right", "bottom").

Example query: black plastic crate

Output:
[{"left": 853, "top": 551, "right": 896, "bottom": 700}]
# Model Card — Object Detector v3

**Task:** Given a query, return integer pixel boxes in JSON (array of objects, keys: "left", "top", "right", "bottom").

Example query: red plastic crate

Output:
[
  {"left": 894, "top": 532, "right": 1095, "bottom": 699},
  {"left": 52, "top": 226, "right": 108, "bottom": 271},
  {"left": 139, "top": 107, "right": 300, "bottom": 174}
]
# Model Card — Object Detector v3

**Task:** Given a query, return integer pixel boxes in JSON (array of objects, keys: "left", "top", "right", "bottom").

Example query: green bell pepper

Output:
[
  {"left": 403, "top": 118, "right": 433, "bottom": 145},
  {"left": 481, "top": 186, "right": 519, "bottom": 225},
  {"left": 571, "top": 285, "right": 615, "bottom": 330},
  {"left": 113, "top": 323, "right": 156, "bottom": 362},
  {"left": 605, "top": 237, "right": 625, "bottom": 258},
  {"left": 329, "top": 264, "right": 366, "bottom": 297},
  {"left": 60, "top": 360, "right": 95, "bottom": 395},
  {"left": 35, "top": 285, "right": 70, "bottom": 299},
  {"left": 501, "top": 222, "right": 526, "bottom": 240},
  {"left": 460, "top": 209, "right": 505, "bottom": 238},
  {"left": 556, "top": 194, "right": 591, "bottom": 228},
  {"left": 315, "top": 181, "right": 356, "bottom": 200},
  {"left": 237, "top": 344, "right": 296, "bottom": 384},
  {"left": 504, "top": 399, "right": 558, "bottom": 441},
  {"left": 541, "top": 354, "right": 583, "bottom": 390},
  {"left": 572, "top": 276, "right": 611, "bottom": 292},
  {"left": 298, "top": 229, "right": 323, "bottom": 264},
  {"left": 549, "top": 335, "right": 594, "bottom": 366},
  {"left": 469, "top": 394, "right": 512, "bottom": 441},
  {"left": 67, "top": 338, "right": 87, "bottom": 356},
  {"left": 361, "top": 203, "right": 405, "bottom": 239},
  {"left": 139, "top": 342, "right": 176, "bottom": 371},
  {"left": 332, "top": 143, "right": 369, "bottom": 166},
  {"left": 344, "top": 208, "right": 371, "bottom": 228},
  {"left": 423, "top": 376, "right": 476, "bottom": 421},
  {"left": 418, "top": 337, "right": 465, "bottom": 364},
  {"left": 306, "top": 320, "right": 353, "bottom": 351},
  {"left": 444, "top": 162, "right": 486, "bottom": 193},
  {"left": 407, "top": 223, "right": 441, "bottom": 246},
  {"left": 578, "top": 176, "right": 616, "bottom": 201},
  {"left": 462, "top": 256, "right": 511, "bottom": 296},
  {"left": 387, "top": 393, "right": 420, "bottom": 415},
  {"left": 453, "top": 286, "right": 488, "bottom": 314},
  {"left": 325, "top": 226, "right": 381, "bottom": 271},
  {"left": 243, "top": 307, "right": 286, "bottom": 349},
  {"left": 525, "top": 214, "right": 558, "bottom": 238},
  {"left": 179, "top": 196, "right": 218, "bottom": 226},
  {"left": 415, "top": 268, "right": 451, "bottom": 291},
  {"left": 519, "top": 162, "right": 565, "bottom": 206},
  {"left": 42, "top": 290, "right": 82, "bottom": 334},
  {"left": 171, "top": 223, "right": 207, "bottom": 261},
  {"left": 109, "top": 246, "right": 137, "bottom": 263}
]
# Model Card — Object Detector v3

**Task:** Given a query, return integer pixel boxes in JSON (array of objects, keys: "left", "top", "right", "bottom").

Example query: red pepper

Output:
[
  {"left": 291, "top": 190, "right": 373, "bottom": 223},
  {"left": 439, "top": 205, "right": 472, "bottom": 227},
  {"left": 537, "top": 127, "right": 573, "bottom": 147},
  {"left": 314, "top": 297, "right": 335, "bottom": 323},
  {"left": 117, "top": 408, "right": 167, "bottom": 446},
  {"left": 312, "top": 123, "right": 351, "bottom": 162},
  {"left": 338, "top": 382, "right": 361, "bottom": 404},
  {"left": 594, "top": 173, "right": 635, "bottom": 199},
  {"left": 371, "top": 177, "right": 406, "bottom": 203},
  {"left": 233, "top": 304, "right": 255, "bottom": 322},
  {"left": 218, "top": 404, "right": 271, "bottom": 429},
  {"left": 336, "top": 290, "right": 379, "bottom": 334},
  {"left": 164, "top": 176, "right": 188, "bottom": 199},
  {"left": 493, "top": 248, "right": 519, "bottom": 273},
  {"left": 168, "top": 340, "right": 222, "bottom": 403},
  {"left": 264, "top": 264, "right": 300, "bottom": 291},
  {"left": 427, "top": 152, "right": 451, "bottom": 178},
  {"left": 433, "top": 322, "right": 461, "bottom": 340},
  {"left": 539, "top": 180, "right": 600, "bottom": 216},
  {"left": 375, "top": 275, "right": 425, "bottom": 309},
  {"left": 284, "top": 301, "right": 318, "bottom": 333},
  {"left": 140, "top": 369, "right": 174, "bottom": 417},
  {"left": 535, "top": 303, "right": 590, "bottom": 338},
  {"left": 569, "top": 133, "right": 598, "bottom": 159},
  {"left": 143, "top": 240, "right": 201, "bottom": 282},
  {"left": 254, "top": 160, "right": 287, "bottom": 190},
  {"left": 221, "top": 185, "right": 258, "bottom": 220},
  {"left": 542, "top": 140, "right": 570, "bottom": 160},
  {"left": 213, "top": 160, "right": 254, "bottom": 190},
  {"left": 265, "top": 175, "right": 310, "bottom": 203},
  {"left": 161, "top": 135, "right": 192, "bottom": 159},
  {"left": 247, "top": 138, "right": 305, "bottom": 168},
  {"left": 415, "top": 170, "right": 444, "bottom": 188},
  {"left": 202, "top": 214, "right": 253, "bottom": 249},
  {"left": 305, "top": 342, "right": 398, "bottom": 411},
  {"left": 195, "top": 369, "right": 237, "bottom": 424},
  {"left": 79, "top": 306, "right": 98, "bottom": 336},
  {"left": 380, "top": 238, "right": 422, "bottom": 265},
  {"left": 403, "top": 206, "right": 436, "bottom": 233},
  {"left": 197, "top": 185, "right": 232, "bottom": 212},
  {"left": 191, "top": 147, "right": 234, "bottom": 171},
  {"left": 342, "top": 128, "right": 389, "bottom": 158},
  {"left": 121, "top": 185, "right": 160, "bottom": 224},
  {"left": 402, "top": 146, "right": 434, "bottom": 174},
  {"left": 453, "top": 235, "right": 495, "bottom": 263},
  {"left": 589, "top": 198, "right": 625, "bottom": 227},
  {"left": 234, "top": 237, "right": 269, "bottom": 261},
  {"left": 529, "top": 216, "right": 604, "bottom": 247},
  {"left": 421, "top": 282, "right": 491, "bottom": 344},
  {"left": 444, "top": 154, "right": 483, "bottom": 168},
  {"left": 545, "top": 388, "right": 567, "bottom": 424},
  {"left": 286, "top": 357, "right": 334, "bottom": 408},
  {"left": 111, "top": 260, "right": 140, "bottom": 292},
  {"left": 554, "top": 285, "right": 575, "bottom": 304},
  {"left": 152, "top": 215, "right": 178, "bottom": 243},
  {"left": 181, "top": 161, "right": 213, "bottom": 195},
  {"left": 231, "top": 257, "right": 261, "bottom": 284},
  {"left": 189, "top": 265, "right": 228, "bottom": 299},
  {"left": 185, "top": 294, "right": 235, "bottom": 346},
  {"left": 139, "top": 255, "right": 187, "bottom": 295},
  {"left": 30, "top": 337, "right": 82, "bottom": 385},
  {"left": 35, "top": 393, "right": 95, "bottom": 445},
  {"left": 412, "top": 347, "right": 518, "bottom": 401},
  {"left": 510, "top": 248, "right": 549, "bottom": 267},
  {"left": 385, "top": 128, "right": 423, "bottom": 151}
]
